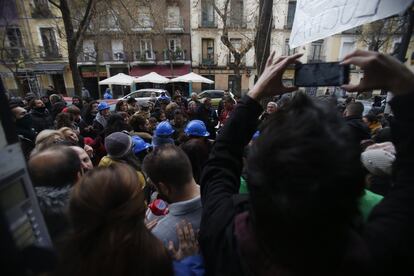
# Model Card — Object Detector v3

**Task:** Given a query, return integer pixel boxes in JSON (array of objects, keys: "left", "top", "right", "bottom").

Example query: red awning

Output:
[{"left": 130, "top": 64, "right": 191, "bottom": 78}]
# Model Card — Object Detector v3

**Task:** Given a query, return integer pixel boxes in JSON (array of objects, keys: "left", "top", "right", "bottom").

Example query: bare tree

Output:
[
  {"left": 48, "top": 0, "right": 98, "bottom": 96},
  {"left": 358, "top": 15, "right": 406, "bottom": 52},
  {"left": 208, "top": 0, "right": 255, "bottom": 96}
]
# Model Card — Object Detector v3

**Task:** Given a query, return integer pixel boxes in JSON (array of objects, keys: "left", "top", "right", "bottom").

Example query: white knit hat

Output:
[{"left": 361, "top": 149, "right": 395, "bottom": 176}]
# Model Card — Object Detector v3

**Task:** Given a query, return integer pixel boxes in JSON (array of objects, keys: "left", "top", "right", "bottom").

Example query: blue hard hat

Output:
[
  {"left": 98, "top": 101, "right": 110, "bottom": 111},
  {"left": 252, "top": 130, "right": 260, "bottom": 140},
  {"left": 184, "top": 120, "right": 210, "bottom": 137},
  {"left": 155, "top": 121, "right": 175, "bottom": 137},
  {"left": 131, "top": 135, "right": 152, "bottom": 154}
]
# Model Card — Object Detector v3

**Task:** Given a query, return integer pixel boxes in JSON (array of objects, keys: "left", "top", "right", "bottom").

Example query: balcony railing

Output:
[
  {"left": 38, "top": 46, "right": 62, "bottom": 60},
  {"left": 164, "top": 17, "right": 184, "bottom": 32},
  {"left": 101, "top": 51, "right": 129, "bottom": 62},
  {"left": 307, "top": 55, "right": 326, "bottom": 63},
  {"left": 132, "top": 20, "right": 155, "bottom": 31},
  {"left": 199, "top": 19, "right": 218, "bottom": 28},
  {"left": 134, "top": 50, "right": 156, "bottom": 64},
  {"left": 227, "top": 53, "right": 246, "bottom": 65},
  {"left": 200, "top": 54, "right": 217, "bottom": 66},
  {"left": 4, "top": 47, "right": 29, "bottom": 60},
  {"left": 163, "top": 49, "right": 186, "bottom": 63},
  {"left": 78, "top": 52, "right": 96, "bottom": 62},
  {"left": 226, "top": 17, "right": 248, "bottom": 28}
]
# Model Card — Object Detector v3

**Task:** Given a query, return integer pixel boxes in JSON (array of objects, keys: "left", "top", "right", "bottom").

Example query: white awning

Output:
[
  {"left": 170, "top": 72, "right": 214, "bottom": 84},
  {"left": 99, "top": 73, "right": 135, "bottom": 86},
  {"left": 134, "top": 72, "right": 170, "bottom": 84}
]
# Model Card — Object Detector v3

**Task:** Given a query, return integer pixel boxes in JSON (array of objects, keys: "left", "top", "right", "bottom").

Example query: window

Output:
[
  {"left": 140, "top": 39, "right": 153, "bottom": 59},
  {"left": 201, "top": 0, "right": 215, "bottom": 27},
  {"left": 40, "top": 28, "right": 59, "bottom": 57},
  {"left": 309, "top": 40, "right": 323, "bottom": 61},
  {"left": 32, "top": 0, "right": 52, "bottom": 18},
  {"left": 6, "top": 28, "right": 23, "bottom": 47},
  {"left": 82, "top": 40, "right": 95, "bottom": 61},
  {"left": 167, "top": 6, "right": 181, "bottom": 28},
  {"left": 202, "top": 38, "right": 215, "bottom": 64},
  {"left": 168, "top": 38, "right": 181, "bottom": 51},
  {"left": 137, "top": 7, "right": 153, "bottom": 28},
  {"left": 229, "top": 0, "right": 244, "bottom": 27},
  {"left": 229, "top": 38, "right": 241, "bottom": 63},
  {"left": 111, "top": 40, "right": 124, "bottom": 60},
  {"left": 286, "top": 1, "right": 296, "bottom": 29},
  {"left": 284, "top": 39, "right": 296, "bottom": 56},
  {"left": 340, "top": 41, "right": 355, "bottom": 59},
  {"left": 107, "top": 11, "right": 120, "bottom": 30},
  {"left": 201, "top": 75, "right": 215, "bottom": 90}
]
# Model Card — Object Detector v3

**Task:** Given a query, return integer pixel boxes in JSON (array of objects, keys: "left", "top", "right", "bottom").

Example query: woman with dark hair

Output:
[
  {"left": 104, "top": 113, "right": 131, "bottom": 138},
  {"left": 56, "top": 163, "right": 174, "bottom": 276},
  {"left": 82, "top": 100, "right": 99, "bottom": 126},
  {"left": 115, "top": 100, "right": 128, "bottom": 113}
]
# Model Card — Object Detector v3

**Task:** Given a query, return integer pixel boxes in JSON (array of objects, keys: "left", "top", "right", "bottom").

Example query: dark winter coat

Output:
[
  {"left": 31, "top": 109, "right": 54, "bottom": 133},
  {"left": 344, "top": 115, "right": 371, "bottom": 142},
  {"left": 199, "top": 94, "right": 414, "bottom": 276}
]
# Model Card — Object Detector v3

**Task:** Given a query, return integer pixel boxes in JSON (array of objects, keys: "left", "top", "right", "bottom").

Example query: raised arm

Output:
[{"left": 342, "top": 50, "right": 414, "bottom": 274}]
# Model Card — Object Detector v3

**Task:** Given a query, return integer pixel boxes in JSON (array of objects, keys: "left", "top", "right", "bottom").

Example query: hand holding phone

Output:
[{"left": 294, "top": 62, "right": 350, "bottom": 87}]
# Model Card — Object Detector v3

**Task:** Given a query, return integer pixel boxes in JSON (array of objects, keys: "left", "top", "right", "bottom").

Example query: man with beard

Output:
[
  {"left": 10, "top": 104, "right": 36, "bottom": 158},
  {"left": 29, "top": 98, "right": 54, "bottom": 133},
  {"left": 196, "top": 97, "right": 218, "bottom": 139},
  {"left": 143, "top": 144, "right": 201, "bottom": 248}
]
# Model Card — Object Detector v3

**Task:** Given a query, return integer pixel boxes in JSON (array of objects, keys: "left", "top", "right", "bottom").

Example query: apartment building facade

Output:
[
  {"left": 78, "top": 0, "right": 192, "bottom": 98},
  {"left": 190, "top": 0, "right": 257, "bottom": 95},
  {"left": 0, "top": 0, "right": 74, "bottom": 96}
]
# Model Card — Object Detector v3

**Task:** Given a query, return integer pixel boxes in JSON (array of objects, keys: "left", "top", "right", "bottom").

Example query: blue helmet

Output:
[
  {"left": 97, "top": 101, "right": 110, "bottom": 111},
  {"left": 184, "top": 120, "right": 210, "bottom": 137},
  {"left": 155, "top": 121, "right": 175, "bottom": 137},
  {"left": 131, "top": 135, "right": 152, "bottom": 154}
]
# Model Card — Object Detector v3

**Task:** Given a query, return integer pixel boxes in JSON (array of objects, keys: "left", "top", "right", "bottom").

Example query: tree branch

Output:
[
  {"left": 74, "top": 0, "right": 97, "bottom": 52},
  {"left": 48, "top": 0, "right": 60, "bottom": 9}
]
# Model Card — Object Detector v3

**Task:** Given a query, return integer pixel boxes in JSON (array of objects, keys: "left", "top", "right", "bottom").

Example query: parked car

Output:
[
  {"left": 120, "top": 89, "right": 170, "bottom": 105},
  {"left": 63, "top": 97, "right": 117, "bottom": 111},
  {"left": 198, "top": 90, "right": 234, "bottom": 109}
]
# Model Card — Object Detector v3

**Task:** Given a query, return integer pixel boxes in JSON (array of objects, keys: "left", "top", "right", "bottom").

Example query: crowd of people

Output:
[{"left": 6, "top": 49, "right": 414, "bottom": 275}]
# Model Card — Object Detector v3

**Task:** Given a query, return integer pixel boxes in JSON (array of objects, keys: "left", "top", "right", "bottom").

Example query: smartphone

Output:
[{"left": 294, "top": 62, "right": 350, "bottom": 87}]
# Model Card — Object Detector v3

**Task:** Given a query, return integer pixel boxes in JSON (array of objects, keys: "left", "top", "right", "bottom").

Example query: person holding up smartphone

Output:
[{"left": 199, "top": 50, "right": 414, "bottom": 276}]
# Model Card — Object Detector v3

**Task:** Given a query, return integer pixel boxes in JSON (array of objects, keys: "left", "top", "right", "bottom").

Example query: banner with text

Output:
[{"left": 289, "top": 0, "right": 413, "bottom": 48}]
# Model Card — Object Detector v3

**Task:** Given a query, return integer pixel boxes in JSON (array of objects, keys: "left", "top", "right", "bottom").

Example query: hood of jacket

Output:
[{"left": 35, "top": 185, "right": 71, "bottom": 216}]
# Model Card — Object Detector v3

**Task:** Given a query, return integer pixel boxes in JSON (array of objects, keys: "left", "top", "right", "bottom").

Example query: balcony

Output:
[
  {"left": 38, "top": 46, "right": 62, "bottom": 60},
  {"left": 199, "top": 54, "right": 217, "bottom": 66},
  {"left": 132, "top": 20, "right": 155, "bottom": 32},
  {"left": 227, "top": 53, "right": 246, "bottom": 66},
  {"left": 307, "top": 55, "right": 326, "bottom": 63},
  {"left": 31, "top": 4, "right": 53, "bottom": 18},
  {"left": 100, "top": 51, "right": 129, "bottom": 62},
  {"left": 199, "top": 19, "right": 217, "bottom": 28},
  {"left": 78, "top": 52, "right": 96, "bottom": 63},
  {"left": 163, "top": 49, "right": 186, "bottom": 64},
  {"left": 134, "top": 50, "right": 156, "bottom": 65},
  {"left": 164, "top": 17, "right": 184, "bottom": 32},
  {"left": 4, "top": 47, "right": 29, "bottom": 61},
  {"left": 226, "top": 17, "right": 248, "bottom": 29}
]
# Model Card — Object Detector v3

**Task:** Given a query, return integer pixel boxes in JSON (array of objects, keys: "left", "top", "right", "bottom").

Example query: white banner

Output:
[{"left": 289, "top": 0, "right": 413, "bottom": 48}]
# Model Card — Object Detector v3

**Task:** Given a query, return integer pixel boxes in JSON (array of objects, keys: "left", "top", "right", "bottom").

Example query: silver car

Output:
[{"left": 120, "top": 89, "right": 170, "bottom": 105}]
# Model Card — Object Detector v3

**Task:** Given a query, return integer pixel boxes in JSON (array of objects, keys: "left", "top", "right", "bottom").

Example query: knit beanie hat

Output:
[
  {"left": 104, "top": 132, "right": 132, "bottom": 158},
  {"left": 361, "top": 149, "right": 395, "bottom": 176}
]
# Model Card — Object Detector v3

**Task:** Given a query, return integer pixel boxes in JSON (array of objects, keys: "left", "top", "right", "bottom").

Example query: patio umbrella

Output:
[
  {"left": 134, "top": 72, "right": 170, "bottom": 84},
  {"left": 98, "top": 73, "right": 136, "bottom": 86},
  {"left": 170, "top": 72, "right": 214, "bottom": 84}
]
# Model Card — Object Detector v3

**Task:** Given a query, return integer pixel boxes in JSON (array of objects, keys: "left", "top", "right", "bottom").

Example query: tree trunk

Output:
[
  {"left": 58, "top": 0, "right": 86, "bottom": 96},
  {"left": 68, "top": 46, "right": 83, "bottom": 96},
  {"left": 233, "top": 65, "right": 242, "bottom": 97}
]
